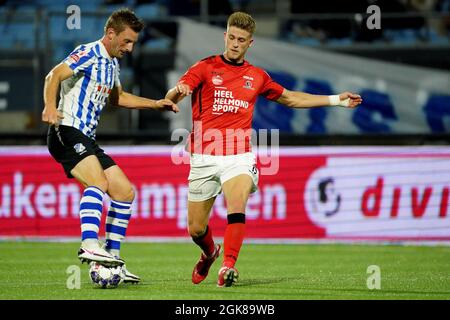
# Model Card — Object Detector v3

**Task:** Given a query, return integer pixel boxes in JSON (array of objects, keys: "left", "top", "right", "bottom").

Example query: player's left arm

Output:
[
  {"left": 109, "top": 86, "right": 179, "bottom": 112},
  {"left": 276, "top": 89, "right": 362, "bottom": 108}
]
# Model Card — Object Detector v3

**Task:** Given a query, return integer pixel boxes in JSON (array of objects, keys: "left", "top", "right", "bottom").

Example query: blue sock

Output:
[
  {"left": 105, "top": 200, "right": 132, "bottom": 257},
  {"left": 79, "top": 186, "right": 104, "bottom": 245}
]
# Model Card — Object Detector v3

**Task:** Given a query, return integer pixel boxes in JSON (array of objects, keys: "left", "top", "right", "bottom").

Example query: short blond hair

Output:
[{"left": 227, "top": 12, "right": 256, "bottom": 35}]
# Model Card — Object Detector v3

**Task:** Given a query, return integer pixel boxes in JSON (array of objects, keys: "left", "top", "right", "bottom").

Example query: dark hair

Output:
[{"left": 104, "top": 8, "right": 145, "bottom": 34}]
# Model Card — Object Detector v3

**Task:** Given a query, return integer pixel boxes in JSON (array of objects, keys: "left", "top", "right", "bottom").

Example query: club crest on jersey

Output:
[
  {"left": 212, "top": 75, "right": 223, "bottom": 86},
  {"left": 73, "top": 143, "right": 86, "bottom": 155},
  {"left": 243, "top": 80, "right": 254, "bottom": 90}
]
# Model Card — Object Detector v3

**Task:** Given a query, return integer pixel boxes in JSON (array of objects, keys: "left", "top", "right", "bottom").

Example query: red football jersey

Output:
[{"left": 179, "top": 55, "right": 284, "bottom": 155}]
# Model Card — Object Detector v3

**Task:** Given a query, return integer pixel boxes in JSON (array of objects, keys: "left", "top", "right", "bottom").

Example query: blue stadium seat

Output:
[
  {"left": 303, "top": 79, "right": 333, "bottom": 134},
  {"left": 0, "top": 31, "right": 16, "bottom": 49},
  {"left": 142, "top": 38, "right": 171, "bottom": 50},
  {"left": 97, "top": 4, "right": 130, "bottom": 16},
  {"left": 253, "top": 71, "right": 297, "bottom": 132},
  {"left": 49, "top": 15, "right": 69, "bottom": 41},
  {"left": 0, "top": 22, "right": 35, "bottom": 49},
  {"left": 135, "top": 3, "right": 161, "bottom": 19},
  {"left": 0, "top": 5, "right": 36, "bottom": 49},
  {"left": 352, "top": 90, "right": 398, "bottom": 133},
  {"left": 72, "top": 0, "right": 102, "bottom": 11},
  {"left": 35, "top": 0, "right": 102, "bottom": 10},
  {"left": 34, "top": 0, "right": 68, "bottom": 11},
  {"left": 49, "top": 15, "right": 102, "bottom": 41},
  {"left": 384, "top": 28, "right": 421, "bottom": 44},
  {"left": 5, "top": 0, "right": 36, "bottom": 8},
  {"left": 52, "top": 44, "right": 72, "bottom": 64},
  {"left": 428, "top": 29, "right": 449, "bottom": 44},
  {"left": 69, "top": 15, "right": 103, "bottom": 42},
  {"left": 423, "top": 94, "right": 450, "bottom": 133}
]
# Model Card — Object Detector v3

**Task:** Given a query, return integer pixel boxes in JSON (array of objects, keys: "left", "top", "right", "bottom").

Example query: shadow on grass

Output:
[
  {"left": 235, "top": 277, "right": 450, "bottom": 298},
  {"left": 316, "top": 287, "right": 450, "bottom": 296},
  {"left": 237, "top": 276, "right": 302, "bottom": 287}
]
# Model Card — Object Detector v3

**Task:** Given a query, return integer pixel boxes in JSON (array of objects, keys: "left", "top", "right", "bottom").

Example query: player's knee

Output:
[
  {"left": 188, "top": 223, "right": 207, "bottom": 238},
  {"left": 110, "top": 185, "right": 135, "bottom": 203},
  {"left": 122, "top": 187, "right": 135, "bottom": 202},
  {"left": 227, "top": 199, "right": 247, "bottom": 213},
  {"left": 94, "top": 178, "right": 109, "bottom": 193}
]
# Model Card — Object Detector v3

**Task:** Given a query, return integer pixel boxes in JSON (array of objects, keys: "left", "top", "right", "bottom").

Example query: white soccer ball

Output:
[{"left": 89, "top": 262, "right": 124, "bottom": 289}]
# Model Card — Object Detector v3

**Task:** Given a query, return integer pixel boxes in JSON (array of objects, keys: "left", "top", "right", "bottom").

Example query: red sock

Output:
[
  {"left": 223, "top": 213, "right": 246, "bottom": 268},
  {"left": 192, "top": 225, "right": 215, "bottom": 257}
]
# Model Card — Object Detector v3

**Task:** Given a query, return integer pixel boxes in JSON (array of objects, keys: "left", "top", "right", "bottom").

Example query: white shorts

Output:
[{"left": 188, "top": 152, "right": 259, "bottom": 202}]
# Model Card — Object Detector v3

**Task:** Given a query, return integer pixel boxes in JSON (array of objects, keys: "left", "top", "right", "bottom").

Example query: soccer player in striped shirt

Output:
[
  {"left": 42, "top": 9, "right": 179, "bottom": 283},
  {"left": 166, "top": 12, "right": 362, "bottom": 287}
]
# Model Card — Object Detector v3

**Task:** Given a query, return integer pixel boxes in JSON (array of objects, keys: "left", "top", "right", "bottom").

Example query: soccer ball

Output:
[{"left": 89, "top": 262, "right": 124, "bottom": 289}]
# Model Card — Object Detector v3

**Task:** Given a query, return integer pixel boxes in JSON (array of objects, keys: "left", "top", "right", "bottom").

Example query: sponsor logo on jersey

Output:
[
  {"left": 212, "top": 75, "right": 224, "bottom": 86},
  {"left": 68, "top": 50, "right": 88, "bottom": 64},
  {"left": 69, "top": 54, "right": 80, "bottom": 63},
  {"left": 91, "top": 84, "right": 112, "bottom": 105}
]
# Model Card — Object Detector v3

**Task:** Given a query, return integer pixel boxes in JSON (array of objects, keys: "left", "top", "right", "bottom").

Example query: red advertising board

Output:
[{"left": 0, "top": 146, "right": 449, "bottom": 241}]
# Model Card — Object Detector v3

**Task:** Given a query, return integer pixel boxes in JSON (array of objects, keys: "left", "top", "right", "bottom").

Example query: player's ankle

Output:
[
  {"left": 107, "top": 248, "right": 120, "bottom": 258},
  {"left": 204, "top": 245, "right": 216, "bottom": 258},
  {"left": 82, "top": 239, "right": 99, "bottom": 249},
  {"left": 223, "top": 259, "right": 235, "bottom": 268}
]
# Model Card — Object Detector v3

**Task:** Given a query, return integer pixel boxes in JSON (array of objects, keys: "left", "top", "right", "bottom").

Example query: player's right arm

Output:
[
  {"left": 42, "top": 63, "right": 73, "bottom": 125},
  {"left": 165, "top": 82, "right": 192, "bottom": 103},
  {"left": 165, "top": 59, "right": 205, "bottom": 104}
]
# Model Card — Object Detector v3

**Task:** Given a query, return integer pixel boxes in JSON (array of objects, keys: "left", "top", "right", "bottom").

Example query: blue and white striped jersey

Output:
[{"left": 58, "top": 40, "right": 121, "bottom": 139}]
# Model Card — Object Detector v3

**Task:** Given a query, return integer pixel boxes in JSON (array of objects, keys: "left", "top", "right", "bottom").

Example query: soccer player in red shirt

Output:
[{"left": 166, "top": 12, "right": 362, "bottom": 287}]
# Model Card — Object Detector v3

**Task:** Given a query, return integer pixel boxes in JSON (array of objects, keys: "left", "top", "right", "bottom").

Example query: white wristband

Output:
[
  {"left": 328, "top": 95, "right": 340, "bottom": 106},
  {"left": 329, "top": 95, "right": 350, "bottom": 107}
]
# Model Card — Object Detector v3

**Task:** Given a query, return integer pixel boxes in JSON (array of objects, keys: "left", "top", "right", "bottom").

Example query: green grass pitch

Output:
[{"left": 0, "top": 242, "right": 449, "bottom": 300}]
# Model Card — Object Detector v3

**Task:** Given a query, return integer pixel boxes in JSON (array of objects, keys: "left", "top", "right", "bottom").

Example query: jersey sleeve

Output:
[
  {"left": 177, "top": 60, "right": 205, "bottom": 90},
  {"left": 259, "top": 70, "right": 285, "bottom": 101},
  {"left": 114, "top": 60, "right": 121, "bottom": 88},
  {"left": 63, "top": 45, "right": 95, "bottom": 75}
]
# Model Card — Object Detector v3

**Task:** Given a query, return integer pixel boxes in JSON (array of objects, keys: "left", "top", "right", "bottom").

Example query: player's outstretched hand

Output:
[
  {"left": 338, "top": 92, "right": 363, "bottom": 108},
  {"left": 156, "top": 99, "right": 180, "bottom": 113},
  {"left": 175, "top": 83, "right": 192, "bottom": 96},
  {"left": 42, "top": 106, "right": 64, "bottom": 125}
]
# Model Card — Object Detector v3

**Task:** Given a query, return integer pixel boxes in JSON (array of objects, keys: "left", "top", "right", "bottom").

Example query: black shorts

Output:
[{"left": 47, "top": 125, "right": 116, "bottom": 178}]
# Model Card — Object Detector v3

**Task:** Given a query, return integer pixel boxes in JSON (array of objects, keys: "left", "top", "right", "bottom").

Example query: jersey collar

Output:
[
  {"left": 98, "top": 40, "right": 113, "bottom": 60},
  {"left": 220, "top": 54, "right": 245, "bottom": 67}
]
